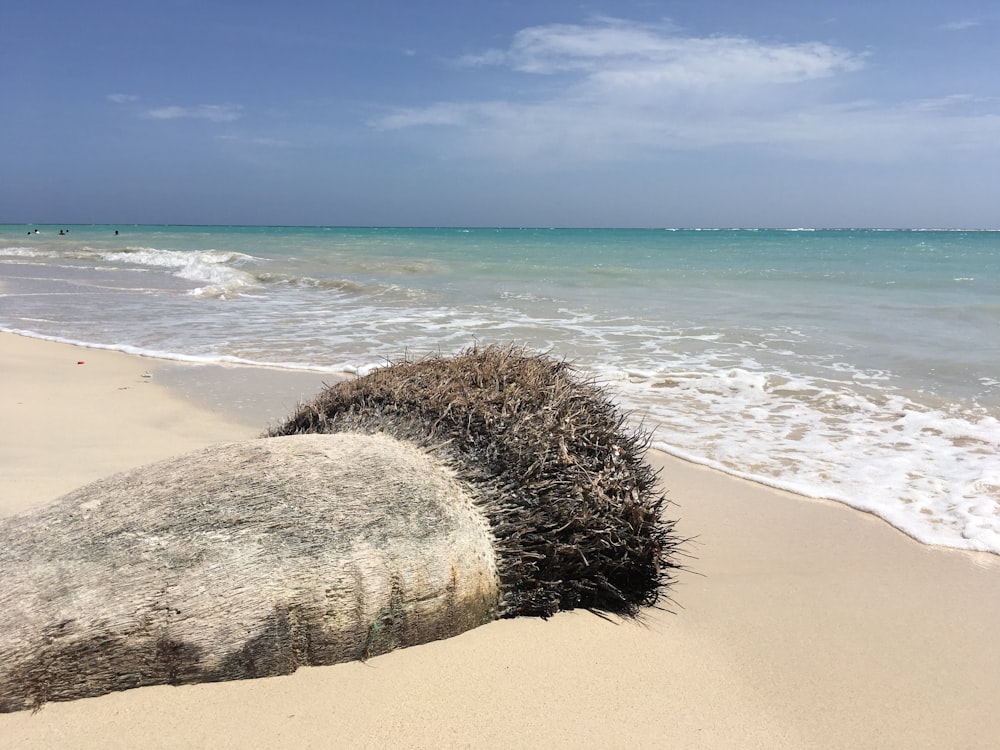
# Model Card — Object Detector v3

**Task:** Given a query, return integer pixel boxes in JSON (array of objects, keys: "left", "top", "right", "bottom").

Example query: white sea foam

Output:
[
  {"left": 0, "top": 246, "right": 49, "bottom": 257},
  {"left": 84, "top": 247, "right": 258, "bottom": 297},
  {"left": 604, "top": 363, "right": 1000, "bottom": 553},
  {"left": 4, "top": 244, "right": 260, "bottom": 296}
]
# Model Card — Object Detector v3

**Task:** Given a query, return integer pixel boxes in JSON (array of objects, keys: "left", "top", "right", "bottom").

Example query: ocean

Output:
[{"left": 3, "top": 224, "right": 999, "bottom": 554}]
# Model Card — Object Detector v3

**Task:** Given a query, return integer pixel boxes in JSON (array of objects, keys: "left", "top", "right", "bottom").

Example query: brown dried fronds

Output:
[{"left": 267, "top": 343, "right": 681, "bottom": 618}]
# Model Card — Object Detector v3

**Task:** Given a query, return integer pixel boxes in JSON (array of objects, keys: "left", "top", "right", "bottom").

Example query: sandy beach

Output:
[{"left": 2, "top": 331, "right": 998, "bottom": 749}]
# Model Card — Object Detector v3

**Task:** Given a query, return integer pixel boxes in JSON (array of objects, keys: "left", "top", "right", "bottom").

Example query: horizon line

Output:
[{"left": 5, "top": 222, "right": 1000, "bottom": 232}]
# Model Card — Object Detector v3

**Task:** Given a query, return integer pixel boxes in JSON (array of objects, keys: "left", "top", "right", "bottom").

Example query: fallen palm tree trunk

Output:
[
  {"left": 1, "top": 344, "right": 681, "bottom": 712},
  {"left": 0, "top": 433, "right": 499, "bottom": 713}
]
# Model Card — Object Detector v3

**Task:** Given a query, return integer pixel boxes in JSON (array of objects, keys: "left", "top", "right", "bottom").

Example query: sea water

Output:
[{"left": 3, "top": 224, "right": 999, "bottom": 553}]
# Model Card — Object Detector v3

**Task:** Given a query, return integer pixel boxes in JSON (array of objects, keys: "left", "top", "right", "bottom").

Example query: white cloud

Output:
[
  {"left": 463, "top": 19, "right": 864, "bottom": 84},
  {"left": 588, "top": 39, "right": 864, "bottom": 90},
  {"left": 375, "top": 102, "right": 485, "bottom": 130},
  {"left": 107, "top": 93, "right": 140, "bottom": 104},
  {"left": 216, "top": 134, "right": 291, "bottom": 147},
  {"left": 372, "top": 18, "right": 1000, "bottom": 164},
  {"left": 940, "top": 19, "right": 981, "bottom": 31},
  {"left": 144, "top": 104, "right": 243, "bottom": 122}
]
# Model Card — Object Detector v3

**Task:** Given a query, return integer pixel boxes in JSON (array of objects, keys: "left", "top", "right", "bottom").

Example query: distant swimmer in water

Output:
[{"left": 115, "top": 230, "right": 119, "bottom": 235}]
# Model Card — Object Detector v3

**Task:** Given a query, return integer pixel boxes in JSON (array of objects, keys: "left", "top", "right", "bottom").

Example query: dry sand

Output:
[{"left": 2, "top": 331, "right": 998, "bottom": 748}]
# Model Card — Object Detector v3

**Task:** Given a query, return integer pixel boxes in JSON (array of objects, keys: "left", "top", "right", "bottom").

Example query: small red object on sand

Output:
[{"left": 77, "top": 361, "right": 85, "bottom": 365}]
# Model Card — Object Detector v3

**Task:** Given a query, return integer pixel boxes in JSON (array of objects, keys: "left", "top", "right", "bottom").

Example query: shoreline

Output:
[{"left": 2, "top": 331, "right": 999, "bottom": 747}]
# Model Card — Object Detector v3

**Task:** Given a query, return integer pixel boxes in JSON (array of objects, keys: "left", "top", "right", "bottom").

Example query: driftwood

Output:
[{"left": 0, "top": 433, "right": 499, "bottom": 713}]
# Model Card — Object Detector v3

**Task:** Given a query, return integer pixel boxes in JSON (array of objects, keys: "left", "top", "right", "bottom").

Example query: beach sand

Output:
[{"left": 2, "top": 331, "right": 998, "bottom": 748}]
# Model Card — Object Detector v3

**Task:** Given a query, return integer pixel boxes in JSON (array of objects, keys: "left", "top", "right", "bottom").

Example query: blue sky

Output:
[{"left": 4, "top": 1, "right": 999, "bottom": 228}]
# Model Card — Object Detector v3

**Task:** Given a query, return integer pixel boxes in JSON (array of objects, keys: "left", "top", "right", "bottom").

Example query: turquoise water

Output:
[{"left": 3, "top": 224, "right": 999, "bottom": 552}]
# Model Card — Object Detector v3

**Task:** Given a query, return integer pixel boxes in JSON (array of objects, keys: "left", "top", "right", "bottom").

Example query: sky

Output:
[{"left": 3, "top": 0, "right": 1000, "bottom": 228}]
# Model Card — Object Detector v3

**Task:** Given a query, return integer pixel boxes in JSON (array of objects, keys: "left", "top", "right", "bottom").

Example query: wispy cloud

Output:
[
  {"left": 371, "top": 17, "right": 1000, "bottom": 164},
  {"left": 940, "top": 19, "right": 981, "bottom": 31},
  {"left": 107, "top": 95, "right": 244, "bottom": 124},
  {"left": 377, "top": 102, "right": 482, "bottom": 130},
  {"left": 215, "top": 134, "right": 291, "bottom": 148},
  {"left": 144, "top": 104, "right": 244, "bottom": 123},
  {"left": 461, "top": 17, "right": 863, "bottom": 84}
]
